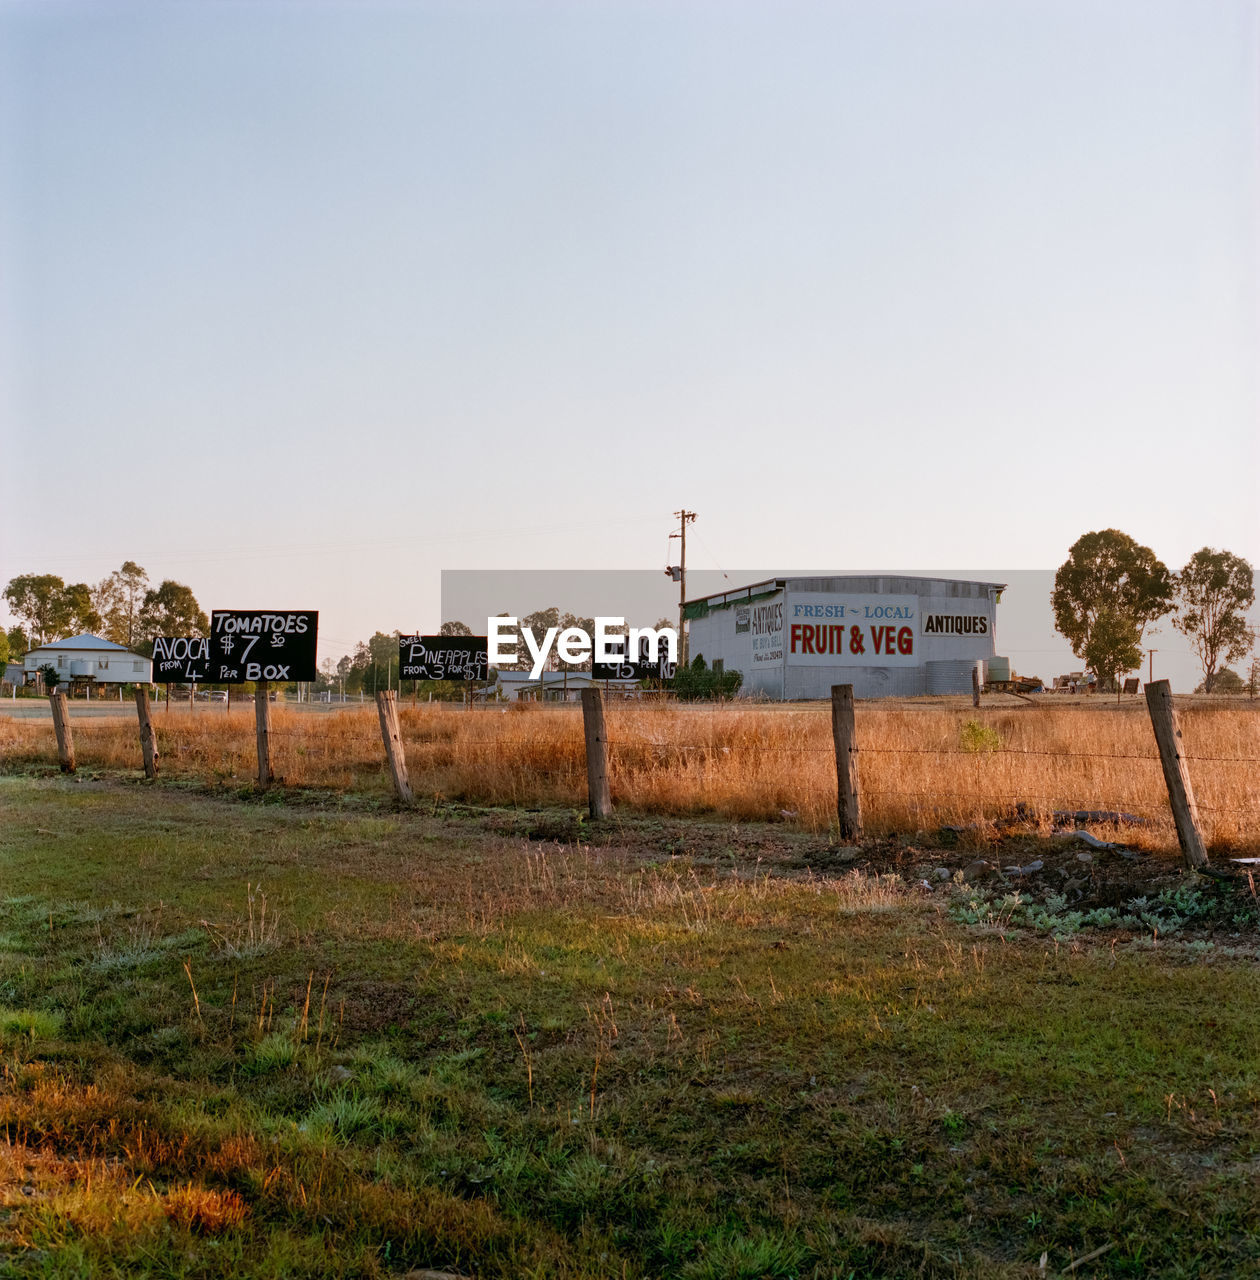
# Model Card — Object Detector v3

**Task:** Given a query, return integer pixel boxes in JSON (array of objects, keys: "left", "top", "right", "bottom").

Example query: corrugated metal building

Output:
[{"left": 684, "top": 575, "right": 1005, "bottom": 699}]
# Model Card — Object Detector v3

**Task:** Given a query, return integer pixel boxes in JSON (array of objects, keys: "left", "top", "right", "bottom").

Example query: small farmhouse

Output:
[{"left": 21, "top": 634, "right": 153, "bottom": 690}]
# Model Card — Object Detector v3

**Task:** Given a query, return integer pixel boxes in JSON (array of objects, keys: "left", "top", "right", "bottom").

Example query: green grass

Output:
[{"left": 0, "top": 775, "right": 1257, "bottom": 1277}]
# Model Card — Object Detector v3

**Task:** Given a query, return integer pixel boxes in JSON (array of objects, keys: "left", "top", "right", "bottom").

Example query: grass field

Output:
[
  {"left": 0, "top": 776, "right": 1258, "bottom": 1277},
  {"left": 1, "top": 699, "right": 1257, "bottom": 854}
]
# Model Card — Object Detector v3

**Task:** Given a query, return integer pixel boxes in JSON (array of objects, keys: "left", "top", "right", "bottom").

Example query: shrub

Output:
[
  {"left": 959, "top": 719, "right": 1001, "bottom": 753},
  {"left": 670, "top": 655, "right": 743, "bottom": 702}
]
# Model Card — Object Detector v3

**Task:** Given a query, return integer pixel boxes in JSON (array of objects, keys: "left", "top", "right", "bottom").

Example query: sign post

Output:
[
  {"left": 49, "top": 691, "right": 75, "bottom": 773},
  {"left": 830, "top": 684, "right": 862, "bottom": 843},
  {"left": 255, "top": 680, "right": 274, "bottom": 788},
  {"left": 388, "top": 634, "right": 488, "bottom": 793},
  {"left": 135, "top": 686, "right": 158, "bottom": 778},
  {"left": 375, "top": 690, "right": 414, "bottom": 804},
  {"left": 581, "top": 687, "right": 612, "bottom": 818},
  {"left": 206, "top": 612, "right": 320, "bottom": 789},
  {"left": 1145, "top": 680, "right": 1209, "bottom": 871}
]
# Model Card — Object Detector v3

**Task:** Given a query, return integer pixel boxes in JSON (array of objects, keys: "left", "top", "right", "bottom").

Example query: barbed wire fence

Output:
[{"left": 18, "top": 684, "right": 1260, "bottom": 868}]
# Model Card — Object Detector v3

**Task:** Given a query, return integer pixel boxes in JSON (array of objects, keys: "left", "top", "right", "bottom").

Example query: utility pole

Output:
[
  {"left": 675, "top": 509, "right": 697, "bottom": 667},
  {"left": 1147, "top": 648, "right": 1158, "bottom": 684}
]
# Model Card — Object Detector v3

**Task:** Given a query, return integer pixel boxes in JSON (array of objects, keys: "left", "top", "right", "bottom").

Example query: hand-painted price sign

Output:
[
  {"left": 593, "top": 634, "right": 676, "bottom": 681},
  {"left": 208, "top": 611, "right": 318, "bottom": 683},
  {"left": 151, "top": 636, "right": 211, "bottom": 682},
  {"left": 398, "top": 635, "right": 489, "bottom": 681}
]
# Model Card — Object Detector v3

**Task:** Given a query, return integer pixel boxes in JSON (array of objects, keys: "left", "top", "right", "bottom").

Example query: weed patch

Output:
[{"left": 950, "top": 878, "right": 1260, "bottom": 942}]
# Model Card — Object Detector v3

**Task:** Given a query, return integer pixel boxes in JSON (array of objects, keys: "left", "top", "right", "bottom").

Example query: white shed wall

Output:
[
  {"left": 687, "top": 591, "right": 785, "bottom": 699},
  {"left": 686, "top": 576, "right": 1000, "bottom": 700}
]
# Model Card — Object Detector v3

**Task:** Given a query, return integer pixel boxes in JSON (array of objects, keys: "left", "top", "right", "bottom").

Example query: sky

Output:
[{"left": 1, "top": 0, "right": 1256, "bottom": 689}]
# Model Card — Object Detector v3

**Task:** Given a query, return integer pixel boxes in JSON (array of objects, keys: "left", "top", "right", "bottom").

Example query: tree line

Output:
[
  {"left": 319, "top": 612, "right": 699, "bottom": 700},
  {"left": 1, "top": 564, "right": 207, "bottom": 669},
  {"left": 315, "top": 615, "right": 601, "bottom": 700},
  {"left": 0, "top": 575, "right": 693, "bottom": 698},
  {"left": 6, "top": 541, "right": 1253, "bottom": 697},
  {"left": 1052, "top": 532, "right": 1256, "bottom": 694}
]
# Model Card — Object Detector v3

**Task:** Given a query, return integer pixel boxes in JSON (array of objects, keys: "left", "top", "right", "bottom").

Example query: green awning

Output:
[{"left": 684, "top": 588, "right": 780, "bottom": 621}]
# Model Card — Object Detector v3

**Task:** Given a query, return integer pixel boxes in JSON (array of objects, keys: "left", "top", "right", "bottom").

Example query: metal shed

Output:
[{"left": 684, "top": 575, "right": 1005, "bottom": 699}]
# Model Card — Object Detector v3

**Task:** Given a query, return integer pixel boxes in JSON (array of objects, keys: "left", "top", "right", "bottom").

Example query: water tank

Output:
[
  {"left": 987, "top": 656, "right": 1011, "bottom": 682},
  {"left": 926, "top": 660, "right": 977, "bottom": 695},
  {"left": 70, "top": 661, "right": 92, "bottom": 677}
]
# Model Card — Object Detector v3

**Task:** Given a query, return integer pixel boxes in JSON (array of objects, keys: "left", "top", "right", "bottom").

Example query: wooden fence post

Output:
[
  {"left": 1144, "top": 679, "right": 1209, "bottom": 871},
  {"left": 255, "top": 680, "right": 274, "bottom": 788},
  {"left": 830, "top": 684, "right": 862, "bottom": 842},
  {"left": 49, "top": 691, "right": 75, "bottom": 773},
  {"left": 971, "top": 664, "right": 982, "bottom": 708},
  {"left": 375, "top": 690, "right": 414, "bottom": 804},
  {"left": 581, "top": 687, "right": 613, "bottom": 819},
  {"left": 134, "top": 686, "right": 159, "bottom": 779}
]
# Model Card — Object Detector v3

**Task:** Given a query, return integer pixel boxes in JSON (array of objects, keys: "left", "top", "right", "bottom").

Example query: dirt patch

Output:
[
  {"left": 473, "top": 806, "right": 1257, "bottom": 939},
  {"left": 333, "top": 977, "right": 417, "bottom": 1034}
]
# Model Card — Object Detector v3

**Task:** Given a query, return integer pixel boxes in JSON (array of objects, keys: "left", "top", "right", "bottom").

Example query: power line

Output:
[{"left": 1, "top": 513, "right": 674, "bottom": 575}]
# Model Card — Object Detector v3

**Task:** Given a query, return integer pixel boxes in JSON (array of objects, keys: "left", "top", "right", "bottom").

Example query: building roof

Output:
[
  {"left": 28, "top": 634, "right": 135, "bottom": 653},
  {"left": 684, "top": 575, "right": 1008, "bottom": 617}
]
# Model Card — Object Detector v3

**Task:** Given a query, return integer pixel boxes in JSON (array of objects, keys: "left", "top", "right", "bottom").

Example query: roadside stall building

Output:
[{"left": 684, "top": 575, "right": 1005, "bottom": 699}]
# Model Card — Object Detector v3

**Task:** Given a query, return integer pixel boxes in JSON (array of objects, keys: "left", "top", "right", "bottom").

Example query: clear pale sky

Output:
[{"left": 2, "top": 1, "right": 1256, "bottom": 687}]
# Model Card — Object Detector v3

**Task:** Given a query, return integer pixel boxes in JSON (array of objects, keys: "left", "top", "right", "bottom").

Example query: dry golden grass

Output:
[
  {"left": 2, "top": 699, "right": 1257, "bottom": 852},
  {"left": 162, "top": 1184, "right": 251, "bottom": 1233}
]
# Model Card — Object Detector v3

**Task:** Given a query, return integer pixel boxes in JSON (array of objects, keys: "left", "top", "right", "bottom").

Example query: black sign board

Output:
[
  {"left": 593, "top": 634, "right": 677, "bottom": 682},
  {"left": 208, "top": 611, "right": 318, "bottom": 684},
  {"left": 151, "top": 636, "right": 211, "bottom": 683},
  {"left": 399, "top": 635, "right": 489, "bottom": 682}
]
